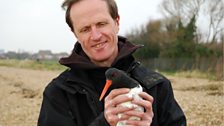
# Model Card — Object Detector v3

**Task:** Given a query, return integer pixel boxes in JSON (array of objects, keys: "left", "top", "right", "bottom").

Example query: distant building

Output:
[
  {"left": 0, "top": 49, "right": 5, "bottom": 59},
  {"left": 36, "top": 50, "right": 53, "bottom": 60},
  {"left": 0, "top": 49, "right": 4, "bottom": 54},
  {"left": 32, "top": 50, "right": 69, "bottom": 60},
  {"left": 54, "top": 52, "right": 69, "bottom": 59},
  {"left": 0, "top": 49, "right": 69, "bottom": 60}
]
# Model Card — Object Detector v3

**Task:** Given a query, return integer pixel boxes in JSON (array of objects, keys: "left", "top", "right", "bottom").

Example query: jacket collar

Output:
[{"left": 59, "top": 36, "right": 142, "bottom": 70}]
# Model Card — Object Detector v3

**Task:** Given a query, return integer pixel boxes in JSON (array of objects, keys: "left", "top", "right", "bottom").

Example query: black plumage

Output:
[{"left": 99, "top": 68, "right": 141, "bottom": 101}]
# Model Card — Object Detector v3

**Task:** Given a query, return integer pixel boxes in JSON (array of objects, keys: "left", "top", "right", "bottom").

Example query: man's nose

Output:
[{"left": 90, "top": 27, "right": 102, "bottom": 41}]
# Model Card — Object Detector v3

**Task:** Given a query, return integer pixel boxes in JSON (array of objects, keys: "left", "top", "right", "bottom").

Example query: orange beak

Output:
[{"left": 99, "top": 80, "right": 112, "bottom": 101}]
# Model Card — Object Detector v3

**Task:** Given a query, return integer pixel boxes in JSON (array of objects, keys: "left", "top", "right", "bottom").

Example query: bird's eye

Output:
[{"left": 111, "top": 72, "right": 118, "bottom": 77}]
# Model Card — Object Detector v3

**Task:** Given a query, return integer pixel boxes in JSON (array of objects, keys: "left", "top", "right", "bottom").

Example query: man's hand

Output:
[
  {"left": 123, "top": 92, "right": 154, "bottom": 126},
  {"left": 104, "top": 88, "right": 154, "bottom": 126},
  {"left": 104, "top": 88, "right": 133, "bottom": 126}
]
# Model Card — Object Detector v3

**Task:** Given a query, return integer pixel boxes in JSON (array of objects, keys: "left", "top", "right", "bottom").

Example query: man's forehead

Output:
[
  {"left": 70, "top": 0, "right": 110, "bottom": 21},
  {"left": 70, "top": 0, "right": 108, "bottom": 15},
  {"left": 69, "top": 0, "right": 112, "bottom": 30}
]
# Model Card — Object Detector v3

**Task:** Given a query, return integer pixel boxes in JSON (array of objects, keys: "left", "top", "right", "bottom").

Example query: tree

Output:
[
  {"left": 160, "top": 0, "right": 204, "bottom": 25},
  {"left": 160, "top": 15, "right": 197, "bottom": 58},
  {"left": 126, "top": 20, "right": 163, "bottom": 58},
  {"left": 205, "top": 0, "right": 224, "bottom": 42},
  {"left": 160, "top": 0, "right": 224, "bottom": 43}
]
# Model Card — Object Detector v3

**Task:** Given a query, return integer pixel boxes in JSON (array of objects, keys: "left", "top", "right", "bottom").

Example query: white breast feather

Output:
[{"left": 116, "top": 86, "right": 144, "bottom": 126}]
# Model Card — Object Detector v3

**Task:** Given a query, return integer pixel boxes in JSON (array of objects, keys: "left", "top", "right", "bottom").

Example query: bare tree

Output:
[
  {"left": 159, "top": 0, "right": 205, "bottom": 44},
  {"left": 205, "top": 0, "right": 224, "bottom": 42},
  {"left": 160, "top": 0, "right": 224, "bottom": 43},
  {"left": 160, "top": 0, "right": 205, "bottom": 25}
]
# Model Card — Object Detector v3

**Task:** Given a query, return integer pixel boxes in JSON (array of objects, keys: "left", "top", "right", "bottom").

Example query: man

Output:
[{"left": 38, "top": 0, "right": 186, "bottom": 126}]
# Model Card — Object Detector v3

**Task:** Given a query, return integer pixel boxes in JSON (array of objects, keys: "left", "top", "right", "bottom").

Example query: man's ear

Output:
[
  {"left": 115, "top": 15, "right": 120, "bottom": 33},
  {"left": 116, "top": 15, "right": 120, "bottom": 25}
]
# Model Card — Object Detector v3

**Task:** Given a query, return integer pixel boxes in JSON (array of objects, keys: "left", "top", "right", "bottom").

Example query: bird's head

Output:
[
  {"left": 105, "top": 68, "right": 124, "bottom": 82},
  {"left": 99, "top": 68, "right": 123, "bottom": 101},
  {"left": 99, "top": 68, "right": 132, "bottom": 101}
]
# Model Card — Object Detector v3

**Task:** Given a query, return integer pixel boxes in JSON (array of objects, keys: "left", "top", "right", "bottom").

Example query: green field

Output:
[
  {"left": 0, "top": 59, "right": 220, "bottom": 80},
  {"left": 0, "top": 59, "right": 67, "bottom": 71}
]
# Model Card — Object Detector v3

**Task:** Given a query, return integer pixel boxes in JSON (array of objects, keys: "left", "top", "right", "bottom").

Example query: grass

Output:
[
  {"left": 179, "top": 83, "right": 224, "bottom": 96},
  {"left": 0, "top": 59, "right": 221, "bottom": 80},
  {"left": 160, "top": 69, "right": 219, "bottom": 81},
  {"left": 0, "top": 59, "right": 67, "bottom": 71}
]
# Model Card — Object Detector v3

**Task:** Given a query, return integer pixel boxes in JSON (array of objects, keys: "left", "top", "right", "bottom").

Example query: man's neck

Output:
[{"left": 91, "top": 49, "right": 118, "bottom": 67}]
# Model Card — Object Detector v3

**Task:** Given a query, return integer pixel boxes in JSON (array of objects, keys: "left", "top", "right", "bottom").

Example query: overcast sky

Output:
[{"left": 0, "top": 0, "right": 163, "bottom": 53}]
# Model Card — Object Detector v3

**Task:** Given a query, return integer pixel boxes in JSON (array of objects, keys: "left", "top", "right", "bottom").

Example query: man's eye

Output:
[
  {"left": 99, "top": 23, "right": 105, "bottom": 25},
  {"left": 80, "top": 28, "right": 90, "bottom": 33},
  {"left": 98, "top": 22, "right": 107, "bottom": 27}
]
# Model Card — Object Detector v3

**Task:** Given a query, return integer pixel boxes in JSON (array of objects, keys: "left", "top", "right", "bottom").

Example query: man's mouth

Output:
[{"left": 93, "top": 42, "right": 107, "bottom": 49}]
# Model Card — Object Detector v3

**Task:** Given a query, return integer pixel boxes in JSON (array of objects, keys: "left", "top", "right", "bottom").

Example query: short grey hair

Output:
[{"left": 61, "top": 0, "right": 119, "bottom": 31}]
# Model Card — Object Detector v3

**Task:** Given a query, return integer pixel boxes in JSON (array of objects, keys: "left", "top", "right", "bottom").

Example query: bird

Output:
[{"left": 99, "top": 68, "right": 144, "bottom": 126}]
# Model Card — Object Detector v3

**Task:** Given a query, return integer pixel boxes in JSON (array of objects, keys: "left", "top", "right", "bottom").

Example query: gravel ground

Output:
[{"left": 0, "top": 66, "right": 223, "bottom": 126}]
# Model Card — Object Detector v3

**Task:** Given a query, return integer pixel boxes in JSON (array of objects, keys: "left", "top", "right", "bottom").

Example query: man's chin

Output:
[{"left": 91, "top": 57, "right": 112, "bottom": 66}]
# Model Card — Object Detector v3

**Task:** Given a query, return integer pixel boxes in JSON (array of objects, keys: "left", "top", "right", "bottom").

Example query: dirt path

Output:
[
  {"left": 0, "top": 66, "right": 60, "bottom": 126},
  {"left": 170, "top": 76, "right": 224, "bottom": 126},
  {"left": 0, "top": 66, "right": 223, "bottom": 126}
]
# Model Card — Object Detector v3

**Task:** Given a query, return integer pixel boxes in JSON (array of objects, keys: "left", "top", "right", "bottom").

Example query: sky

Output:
[{"left": 0, "top": 0, "right": 163, "bottom": 53}]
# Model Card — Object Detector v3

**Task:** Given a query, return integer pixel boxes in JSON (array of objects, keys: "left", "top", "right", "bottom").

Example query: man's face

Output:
[{"left": 70, "top": 0, "right": 119, "bottom": 67}]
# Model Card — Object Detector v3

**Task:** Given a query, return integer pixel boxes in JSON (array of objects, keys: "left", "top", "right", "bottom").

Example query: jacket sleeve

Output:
[
  {"left": 89, "top": 113, "right": 110, "bottom": 126},
  {"left": 156, "top": 79, "right": 187, "bottom": 126},
  {"left": 38, "top": 81, "right": 110, "bottom": 126},
  {"left": 38, "top": 83, "right": 76, "bottom": 126}
]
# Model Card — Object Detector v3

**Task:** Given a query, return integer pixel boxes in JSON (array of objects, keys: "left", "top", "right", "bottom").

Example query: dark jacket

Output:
[{"left": 38, "top": 36, "right": 186, "bottom": 126}]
